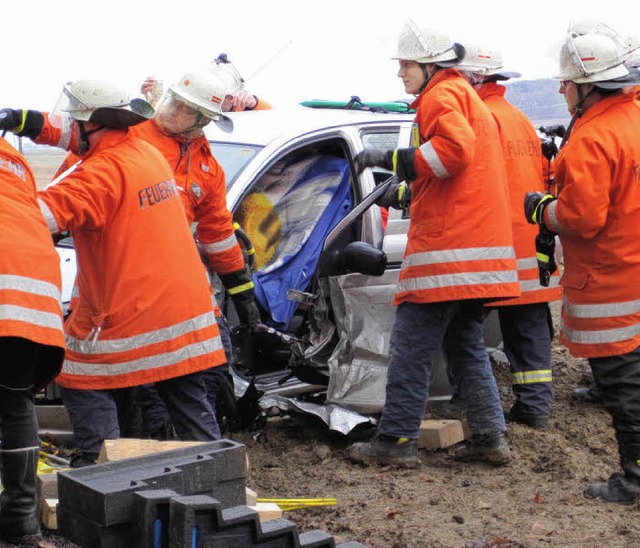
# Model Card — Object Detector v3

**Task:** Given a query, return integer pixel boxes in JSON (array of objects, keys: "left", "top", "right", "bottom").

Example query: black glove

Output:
[
  {"left": 0, "top": 109, "right": 44, "bottom": 139},
  {"left": 219, "top": 266, "right": 261, "bottom": 327},
  {"left": 524, "top": 192, "right": 556, "bottom": 225},
  {"left": 376, "top": 181, "right": 412, "bottom": 210},
  {"left": 355, "top": 148, "right": 418, "bottom": 183},
  {"left": 233, "top": 295, "right": 261, "bottom": 327},
  {"left": 354, "top": 149, "right": 394, "bottom": 174},
  {"left": 0, "top": 109, "right": 23, "bottom": 131},
  {"left": 541, "top": 139, "right": 558, "bottom": 161},
  {"left": 535, "top": 227, "right": 558, "bottom": 287}
]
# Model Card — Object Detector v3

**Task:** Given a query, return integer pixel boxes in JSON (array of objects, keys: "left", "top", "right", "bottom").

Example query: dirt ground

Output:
[
  {"left": 24, "top": 146, "right": 639, "bottom": 547},
  {"left": 229, "top": 301, "right": 638, "bottom": 548}
]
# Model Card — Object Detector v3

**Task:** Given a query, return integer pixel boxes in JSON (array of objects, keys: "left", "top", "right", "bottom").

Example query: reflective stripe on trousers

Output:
[{"left": 496, "top": 303, "right": 553, "bottom": 417}]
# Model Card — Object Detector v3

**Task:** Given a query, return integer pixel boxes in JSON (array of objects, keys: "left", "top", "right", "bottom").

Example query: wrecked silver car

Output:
[{"left": 207, "top": 105, "right": 457, "bottom": 433}]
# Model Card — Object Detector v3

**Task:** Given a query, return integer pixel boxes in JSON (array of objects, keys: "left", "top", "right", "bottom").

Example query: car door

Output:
[{"left": 321, "top": 123, "right": 452, "bottom": 415}]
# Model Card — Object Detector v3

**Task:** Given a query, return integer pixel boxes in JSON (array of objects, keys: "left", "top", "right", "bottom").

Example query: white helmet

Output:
[
  {"left": 167, "top": 70, "right": 228, "bottom": 120},
  {"left": 626, "top": 36, "right": 640, "bottom": 68},
  {"left": 568, "top": 20, "right": 639, "bottom": 65},
  {"left": 554, "top": 32, "right": 629, "bottom": 84},
  {"left": 393, "top": 20, "right": 463, "bottom": 66},
  {"left": 568, "top": 19, "right": 625, "bottom": 44},
  {"left": 210, "top": 53, "right": 245, "bottom": 96},
  {"left": 457, "top": 43, "right": 521, "bottom": 80},
  {"left": 50, "top": 80, "right": 153, "bottom": 129}
]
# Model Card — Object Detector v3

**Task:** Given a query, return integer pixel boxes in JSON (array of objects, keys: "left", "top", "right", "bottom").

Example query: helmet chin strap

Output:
[
  {"left": 419, "top": 64, "right": 431, "bottom": 93},
  {"left": 574, "top": 83, "right": 592, "bottom": 117},
  {"left": 77, "top": 121, "right": 105, "bottom": 155},
  {"left": 560, "top": 82, "right": 594, "bottom": 149}
]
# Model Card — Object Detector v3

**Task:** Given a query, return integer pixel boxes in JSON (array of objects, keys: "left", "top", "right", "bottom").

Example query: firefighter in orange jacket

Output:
[
  {"left": 525, "top": 31, "right": 640, "bottom": 503},
  {"left": 132, "top": 70, "right": 261, "bottom": 436},
  {"left": 0, "top": 135, "right": 65, "bottom": 543},
  {"left": 456, "top": 44, "right": 563, "bottom": 430},
  {"left": 33, "top": 80, "right": 227, "bottom": 466},
  {"left": 3, "top": 72, "right": 259, "bottom": 336},
  {"left": 0, "top": 71, "right": 261, "bottom": 437},
  {"left": 348, "top": 20, "right": 520, "bottom": 467}
]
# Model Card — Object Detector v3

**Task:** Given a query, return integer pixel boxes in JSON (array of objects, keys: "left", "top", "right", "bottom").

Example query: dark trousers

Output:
[
  {"left": 591, "top": 346, "right": 640, "bottom": 459},
  {"left": 61, "top": 371, "right": 221, "bottom": 460},
  {"left": 136, "top": 312, "right": 233, "bottom": 436},
  {"left": 0, "top": 337, "right": 63, "bottom": 450},
  {"left": 0, "top": 388, "right": 38, "bottom": 450},
  {"left": 496, "top": 302, "right": 554, "bottom": 418},
  {"left": 379, "top": 301, "right": 506, "bottom": 440}
]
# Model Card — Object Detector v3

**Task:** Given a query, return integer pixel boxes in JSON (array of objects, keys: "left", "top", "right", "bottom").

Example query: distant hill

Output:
[{"left": 505, "top": 78, "right": 571, "bottom": 127}]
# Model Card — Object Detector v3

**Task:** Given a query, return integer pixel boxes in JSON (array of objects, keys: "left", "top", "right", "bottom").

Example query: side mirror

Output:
[{"left": 320, "top": 241, "right": 387, "bottom": 277}]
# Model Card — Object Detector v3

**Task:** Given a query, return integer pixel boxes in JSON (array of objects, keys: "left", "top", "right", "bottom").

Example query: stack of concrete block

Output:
[
  {"left": 57, "top": 440, "right": 246, "bottom": 547},
  {"left": 55, "top": 439, "right": 364, "bottom": 547},
  {"left": 135, "top": 490, "right": 366, "bottom": 548}
]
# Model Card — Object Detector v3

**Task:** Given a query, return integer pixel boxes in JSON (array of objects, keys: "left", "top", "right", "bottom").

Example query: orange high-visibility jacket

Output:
[
  {"left": 130, "top": 120, "right": 245, "bottom": 274},
  {"left": 544, "top": 92, "right": 640, "bottom": 358},
  {"left": 394, "top": 69, "right": 520, "bottom": 306},
  {"left": 37, "top": 129, "right": 225, "bottom": 389},
  {"left": 35, "top": 116, "right": 245, "bottom": 275},
  {"left": 0, "top": 138, "right": 65, "bottom": 361},
  {"left": 477, "top": 83, "right": 562, "bottom": 306}
]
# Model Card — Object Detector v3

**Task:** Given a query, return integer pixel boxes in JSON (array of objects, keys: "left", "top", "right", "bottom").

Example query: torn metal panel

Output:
[
  {"left": 324, "top": 274, "right": 453, "bottom": 414},
  {"left": 260, "top": 395, "right": 374, "bottom": 435}
]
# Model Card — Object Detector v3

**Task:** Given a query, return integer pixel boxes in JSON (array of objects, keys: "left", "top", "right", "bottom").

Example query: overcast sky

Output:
[{"left": 2, "top": 1, "right": 637, "bottom": 110}]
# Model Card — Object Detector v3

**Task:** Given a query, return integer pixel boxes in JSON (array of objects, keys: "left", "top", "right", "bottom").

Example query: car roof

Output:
[{"left": 204, "top": 104, "right": 415, "bottom": 147}]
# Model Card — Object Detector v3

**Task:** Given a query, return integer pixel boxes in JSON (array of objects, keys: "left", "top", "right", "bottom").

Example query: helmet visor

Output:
[
  {"left": 213, "top": 60, "right": 245, "bottom": 95},
  {"left": 49, "top": 86, "right": 90, "bottom": 128}
]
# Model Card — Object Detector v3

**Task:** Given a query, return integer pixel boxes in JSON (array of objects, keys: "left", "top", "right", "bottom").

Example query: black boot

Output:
[
  {"left": 348, "top": 434, "right": 419, "bottom": 467},
  {"left": 454, "top": 432, "right": 511, "bottom": 466},
  {"left": 0, "top": 447, "right": 42, "bottom": 542},
  {"left": 585, "top": 472, "right": 640, "bottom": 504},
  {"left": 571, "top": 385, "right": 603, "bottom": 404},
  {"left": 505, "top": 407, "right": 549, "bottom": 430},
  {"left": 585, "top": 433, "right": 640, "bottom": 504}
]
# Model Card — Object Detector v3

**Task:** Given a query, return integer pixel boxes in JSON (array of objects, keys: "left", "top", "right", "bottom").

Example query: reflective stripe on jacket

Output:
[
  {"left": 477, "top": 83, "right": 562, "bottom": 306},
  {"left": 544, "top": 92, "right": 640, "bottom": 358},
  {"left": 394, "top": 69, "right": 520, "bottom": 305},
  {"left": 38, "top": 129, "right": 225, "bottom": 389},
  {"left": 0, "top": 138, "right": 65, "bottom": 350}
]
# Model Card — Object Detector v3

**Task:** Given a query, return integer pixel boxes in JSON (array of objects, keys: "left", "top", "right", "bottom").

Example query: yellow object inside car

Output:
[{"left": 235, "top": 192, "right": 282, "bottom": 271}]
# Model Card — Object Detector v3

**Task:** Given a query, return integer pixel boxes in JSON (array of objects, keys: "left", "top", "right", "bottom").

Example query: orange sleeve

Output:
[
  {"left": 551, "top": 137, "right": 611, "bottom": 238},
  {"left": 252, "top": 98, "right": 271, "bottom": 111},
  {"left": 37, "top": 154, "right": 121, "bottom": 232},
  {"left": 413, "top": 85, "right": 476, "bottom": 181},
  {"left": 193, "top": 157, "right": 246, "bottom": 274}
]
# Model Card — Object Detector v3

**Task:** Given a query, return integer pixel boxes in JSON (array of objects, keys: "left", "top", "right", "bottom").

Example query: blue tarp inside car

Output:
[{"left": 250, "top": 154, "right": 352, "bottom": 330}]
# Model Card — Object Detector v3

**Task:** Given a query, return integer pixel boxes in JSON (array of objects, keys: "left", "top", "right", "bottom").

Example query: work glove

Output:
[
  {"left": 233, "top": 294, "right": 261, "bottom": 327},
  {"left": 524, "top": 192, "right": 556, "bottom": 225},
  {"left": 354, "top": 148, "right": 394, "bottom": 174},
  {"left": 0, "top": 109, "right": 44, "bottom": 139},
  {"left": 219, "top": 266, "right": 261, "bottom": 328},
  {"left": 535, "top": 227, "right": 558, "bottom": 287},
  {"left": 540, "top": 139, "right": 558, "bottom": 161},
  {"left": 376, "top": 181, "right": 412, "bottom": 210},
  {"left": 0, "top": 109, "right": 24, "bottom": 131},
  {"left": 355, "top": 148, "right": 417, "bottom": 182}
]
